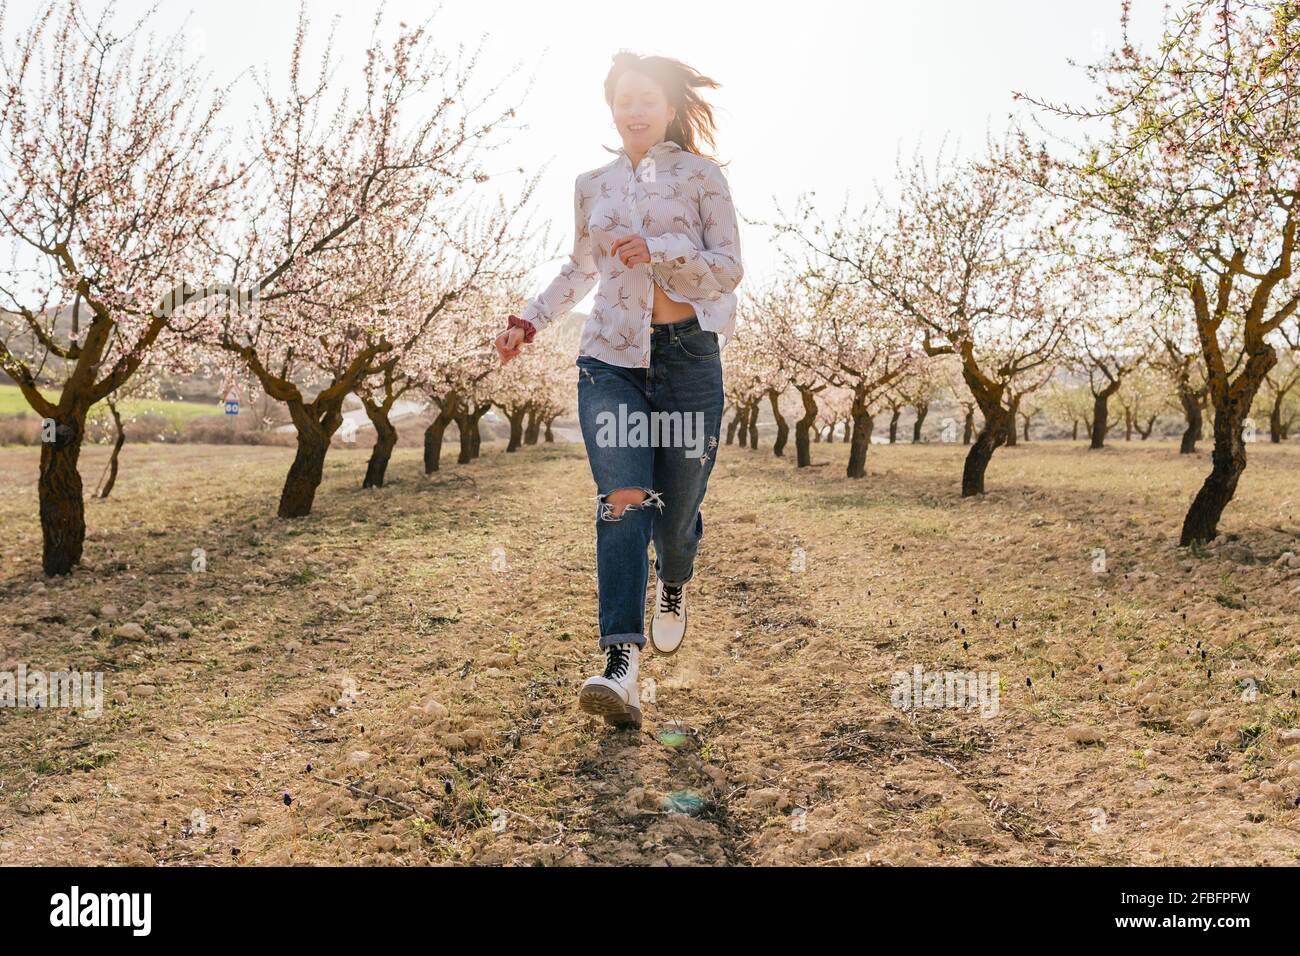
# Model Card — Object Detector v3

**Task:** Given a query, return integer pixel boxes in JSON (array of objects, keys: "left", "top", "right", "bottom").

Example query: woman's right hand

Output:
[{"left": 495, "top": 325, "right": 526, "bottom": 365}]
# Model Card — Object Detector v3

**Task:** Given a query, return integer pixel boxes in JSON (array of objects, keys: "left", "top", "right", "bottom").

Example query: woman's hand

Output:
[
  {"left": 495, "top": 325, "right": 527, "bottom": 365},
  {"left": 611, "top": 235, "right": 651, "bottom": 268}
]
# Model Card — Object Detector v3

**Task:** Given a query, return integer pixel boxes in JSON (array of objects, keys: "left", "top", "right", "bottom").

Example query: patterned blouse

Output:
[{"left": 518, "top": 139, "right": 743, "bottom": 368}]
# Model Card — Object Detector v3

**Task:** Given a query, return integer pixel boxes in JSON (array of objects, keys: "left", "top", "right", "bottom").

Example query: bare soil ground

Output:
[{"left": 1, "top": 438, "right": 1299, "bottom": 866}]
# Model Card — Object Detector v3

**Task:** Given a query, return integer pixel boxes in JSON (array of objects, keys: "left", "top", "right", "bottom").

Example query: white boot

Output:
[
  {"left": 650, "top": 580, "right": 687, "bottom": 655},
  {"left": 579, "top": 643, "right": 641, "bottom": 728}
]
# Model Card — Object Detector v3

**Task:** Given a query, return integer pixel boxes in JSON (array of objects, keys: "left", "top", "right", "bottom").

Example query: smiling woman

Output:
[{"left": 494, "top": 50, "right": 743, "bottom": 730}]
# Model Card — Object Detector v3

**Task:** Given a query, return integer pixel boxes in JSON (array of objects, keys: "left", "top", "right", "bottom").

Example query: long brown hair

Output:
[{"left": 603, "top": 52, "right": 723, "bottom": 162}]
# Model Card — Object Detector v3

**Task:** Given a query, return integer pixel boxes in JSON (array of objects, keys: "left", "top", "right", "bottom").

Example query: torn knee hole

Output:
[{"left": 597, "top": 487, "right": 664, "bottom": 521}]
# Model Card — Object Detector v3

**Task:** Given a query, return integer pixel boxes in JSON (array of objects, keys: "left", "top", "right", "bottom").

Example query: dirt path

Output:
[{"left": 1, "top": 439, "right": 1298, "bottom": 865}]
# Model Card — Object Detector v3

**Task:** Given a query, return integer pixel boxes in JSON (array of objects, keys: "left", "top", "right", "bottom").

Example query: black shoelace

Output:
[
  {"left": 659, "top": 584, "right": 683, "bottom": 616},
  {"left": 604, "top": 644, "right": 630, "bottom": 680}
]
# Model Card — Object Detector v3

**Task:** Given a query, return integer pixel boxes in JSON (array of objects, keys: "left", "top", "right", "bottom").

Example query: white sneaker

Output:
[
  {"left": 650, "top": 581, "right": 687, "bottom": 655},
  {"left": 578, "top": 643, "right": 641, "bottom": 728}
]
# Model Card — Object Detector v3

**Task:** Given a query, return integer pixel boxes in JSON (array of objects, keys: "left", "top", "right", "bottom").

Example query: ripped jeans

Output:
[{"left": 576, "top": 316, "right": 725, "bottom": 650}]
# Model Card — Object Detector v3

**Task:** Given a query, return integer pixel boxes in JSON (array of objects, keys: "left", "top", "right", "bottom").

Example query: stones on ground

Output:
[
  {"left": 1066, "top": 725, "right": 1104, "bottom": 745},
  {"left": 113, "top": 622, "right": 149, "bottom": 642},
  {"left": 1218, "top": 543, "right": 1255, "bottom": 564},
  {"left": 1278, "top": 729, "right": 1300, "bottom": 748},
  {"left": 440, "top": 734, "right": 469, "bottom": 752},
  {"left": 129, "top": 683, "right": 157, "bottom": 698},
  {"left": 1186, "top": 709, "right": 1209, "bottom": 728},
  {"left": 348, "top": 750, "right": 373, "bottom": 766},
  {"left": 749, "top": 787, "right": 791, "bottom": 811}
]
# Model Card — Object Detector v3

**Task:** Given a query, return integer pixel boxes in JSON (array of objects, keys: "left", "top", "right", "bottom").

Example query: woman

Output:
[{"left": 495, "top": 52, "right": 743, "bottom": 730}]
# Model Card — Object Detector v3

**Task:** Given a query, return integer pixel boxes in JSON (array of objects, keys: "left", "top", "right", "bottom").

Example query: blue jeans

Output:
[{"left": 576, "top": 316, "right": 725, "bottom": 650}]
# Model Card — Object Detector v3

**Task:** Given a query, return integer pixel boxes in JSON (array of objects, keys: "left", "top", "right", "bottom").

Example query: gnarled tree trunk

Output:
[
  {"left": 847, "top": 392, "right": 873, "bottom": 479},
  {"left": 912, "top": 402, "right": 928, "bottom": 442},
  {"left": 361, "top": 396, "right": 399, "bottom": 489},
  {"left": 768, "top": 388, "right": 788, "bottom": 457},
  {"left": 424, "top": 393, "right": 459, "bottom": 474},
  {"left": 795, "top": 387, "right": 819, "bottom": 468},
  {"left": 280, "top": 398, "right": 345, "bottom": 518},
  {"left": 38, "top": 407, "right": 88, "bottom": 576},
  {"left": 1180, "top": 347, "right": 1276, "bottom": 545}
]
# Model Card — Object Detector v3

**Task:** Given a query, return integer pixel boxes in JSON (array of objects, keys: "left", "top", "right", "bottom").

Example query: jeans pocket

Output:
[{"left": 676, "top": 328, "right": 720, "bottom": 360}]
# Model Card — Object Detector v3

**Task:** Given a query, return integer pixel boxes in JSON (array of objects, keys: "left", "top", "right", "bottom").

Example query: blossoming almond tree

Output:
[
  {"left": 782, "top": 146, "right": 1071, "bottom": 495},
  {"left": 198, "top": 11, "right": 519, "bottom": 517},
  {"left": 1020, "top": 0, "right": 1300, "bottom": 543},
  {"left": 354, "top": 197, "right": 541, "bottom": 488},
  {"left": 0, "top": 0, "right": 238, "bottom": 575},
  {"left": 794, "top": 274, "right": 916, "bottom": 476}
]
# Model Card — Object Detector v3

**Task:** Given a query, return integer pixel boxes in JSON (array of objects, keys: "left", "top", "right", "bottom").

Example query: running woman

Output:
[{"left": 495, "top": 51, "right": 743, "bottom": 729}]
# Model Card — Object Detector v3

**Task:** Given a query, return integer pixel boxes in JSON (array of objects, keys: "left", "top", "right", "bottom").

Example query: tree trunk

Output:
[
  {"left": 1179, "top": 350, "right": 1275, "bottom": 545},
  {"left": 524, "top": 406, "right": 541, "bottom": 445},
  {"left": 1004, "top": 396, "right": 1020, "bottom": 447},
  {"left": 505, "top": 406, "right": 526, "bottom": 452},
  {"left": 1270, "top": 397, "right": 1283, "bottom": 444},
  {"left": 726, "top": 413, "right": 739, "bottom": 445},
  {"left": 1124, "top": 408, "right": 1133, "bottom": 441},
  {"left": 747, "top": 402, "right": 759, "bottom": 449},
  {"left": 962, "top": 405, "right": 1008, "bottom": 497},
  {"left": 280, "top": 401, "right": 343, "bottom": 518},
  {"left": 795, "top": 389, "right": 818, "bottom": 467},
  {"left": 469, "top": 405, "right": 488, "bottom": 459},
  {"left": 544, "top": 417, "right": 556, "bottom": 443},
  {"left": 767, "top": 389, "right": 787, "bottom": 456},
  {"left": 842, "top": 418, "right": 851, "bottom": 443},
  {"left": 888, "top": 407, "right": 900, "bottom": 444},
  {"left": 1021, "top": 415, "right": 1031, "bottom": 442},
  {"left": 963, "top": 409, "right": 974, "bottom": 445},
  {"left": 424, "top": 401, "right": 456, "bottom": 474},
  {"left": 38, "top": 407, "right": 88, "bottom": 576},
  {"left": 1090, "top": 384, "right": 1119, "bottom": 450},
  {"left": 912, "top": 402, "right": 928, "bottom": 442},
  {"left": 97, "top": 400, "right": 126, "bottom": 500},
  {"left": 847, "top": 394, "right": 873, "bottom": 479},
  {"left": 454, "top": 414, "right": 473, "bottom": 464},
  {"left": 1071, "top": 420, "right": 1079, "bottom": 441},
  {"left": 361, "top": 398, "right": 398, "bottom": 489}
]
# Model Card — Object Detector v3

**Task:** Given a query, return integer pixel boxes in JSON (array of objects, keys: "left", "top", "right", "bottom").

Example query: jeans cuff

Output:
[{"left": 599, "top": 631, "right": 646, "bottom": 650}]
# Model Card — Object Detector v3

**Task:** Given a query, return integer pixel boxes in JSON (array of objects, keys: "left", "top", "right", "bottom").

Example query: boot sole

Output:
[
  {"left": 649, "top": 608, "right": 687, "bottom": 656},
  {"left": 578, "top": 683, "right": 642, "bottom": 729}
]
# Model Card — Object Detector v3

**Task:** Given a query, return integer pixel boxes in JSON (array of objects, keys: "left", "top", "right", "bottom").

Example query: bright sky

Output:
[{"left": 11, "top": 0, "right": 1170, "bottom": 300}]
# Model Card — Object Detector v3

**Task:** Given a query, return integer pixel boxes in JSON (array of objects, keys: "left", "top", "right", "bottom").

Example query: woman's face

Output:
[{"left": 610, "top": 69, "right": 675, "bottom": 153}]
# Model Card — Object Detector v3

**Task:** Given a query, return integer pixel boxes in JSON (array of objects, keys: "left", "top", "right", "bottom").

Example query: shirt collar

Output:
[{"left": 603, "top": 139, "right": 683, "bottom": 165}]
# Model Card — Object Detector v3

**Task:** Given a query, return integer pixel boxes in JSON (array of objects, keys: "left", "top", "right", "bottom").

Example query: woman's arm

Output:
[
  {"left": 517, "top": 175, "right": 599, "bottom": 336},
  {"left": 645, "top": 164, "right": 743, "bottom": 301}
]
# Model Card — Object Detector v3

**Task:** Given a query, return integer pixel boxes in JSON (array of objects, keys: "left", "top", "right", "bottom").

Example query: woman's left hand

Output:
[{"left": 611, "top": 235, "right": 651, "bottom": 267}]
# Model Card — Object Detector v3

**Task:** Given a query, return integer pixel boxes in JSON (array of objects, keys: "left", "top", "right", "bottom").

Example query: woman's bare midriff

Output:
[{"left": 650, "top": 278, "right": 696, "bottom": 325}]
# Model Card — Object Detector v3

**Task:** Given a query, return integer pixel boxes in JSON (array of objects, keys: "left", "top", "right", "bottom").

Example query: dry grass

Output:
[{"left": 1, "top": 436, "right": 1298, "bottom": 866}]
